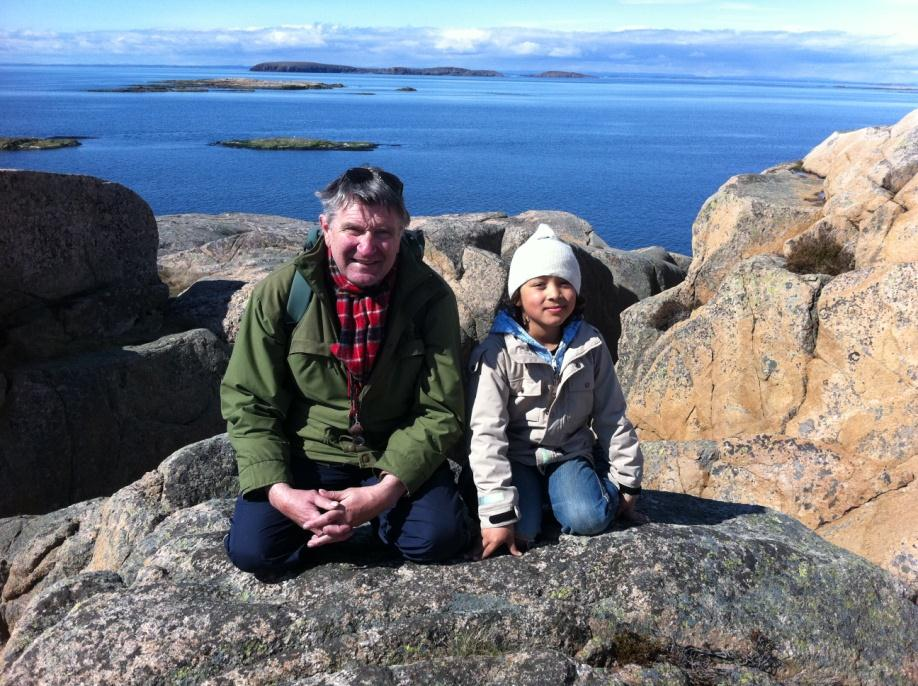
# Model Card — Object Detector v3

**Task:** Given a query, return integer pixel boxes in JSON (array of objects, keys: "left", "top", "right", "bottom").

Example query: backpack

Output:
[{"left": 284, "top": 227, "right": 426, "bottom": 330}]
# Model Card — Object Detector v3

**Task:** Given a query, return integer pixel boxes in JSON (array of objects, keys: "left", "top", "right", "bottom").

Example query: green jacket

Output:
[{"left": 221, "top": 234, "right": 465, "bottom": 495}]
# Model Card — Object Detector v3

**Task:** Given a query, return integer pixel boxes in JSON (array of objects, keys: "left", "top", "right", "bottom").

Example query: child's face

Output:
[{"left": 517, "top": 275, "right": 577, "bottom": 343}]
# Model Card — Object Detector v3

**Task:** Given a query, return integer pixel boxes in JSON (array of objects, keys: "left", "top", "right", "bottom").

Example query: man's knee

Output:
[
  {"left": 393, "top": 513, "right": 468, "bottom": 562},
  {"left": 225, "top": 530, "right": 271, "bottom": 574},
  {"left": 225, "top": 495, "right": 305, "bottom": 575},
  {"left": 225, "top": 528, "right": 297, "bottom": 575}
]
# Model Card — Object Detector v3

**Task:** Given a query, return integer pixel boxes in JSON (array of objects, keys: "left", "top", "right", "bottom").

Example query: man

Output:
[{"left": 222, "top": 167, "right": 469, "bottom": 578}]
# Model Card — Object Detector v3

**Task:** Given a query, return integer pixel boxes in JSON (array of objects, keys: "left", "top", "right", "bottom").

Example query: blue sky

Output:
[{"left": 3, "top": 1, "right": 918, "bottom": 83}]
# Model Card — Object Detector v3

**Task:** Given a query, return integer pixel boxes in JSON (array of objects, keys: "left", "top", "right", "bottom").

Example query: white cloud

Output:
[
  {"left": 2, "top": 24, "right": 917, "bottom": 83},
  {"left": 511, "top": 41, "right": 542, "bottom": 55},
  {"left": 433, "top": 28, "right": 491, "bottom": 52},
  {"left": 548, "top": 46, "right": 582, "bottom": 58}
]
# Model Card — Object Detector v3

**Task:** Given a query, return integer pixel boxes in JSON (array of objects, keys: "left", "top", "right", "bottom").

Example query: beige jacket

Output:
[{"left": 467, "top": 322, "right": 643, "bottom": 528}]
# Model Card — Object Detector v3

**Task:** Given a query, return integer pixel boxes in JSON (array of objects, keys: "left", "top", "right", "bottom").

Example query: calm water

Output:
[{"left": 1, "top": 64, "right": 916, "bottom": 254}]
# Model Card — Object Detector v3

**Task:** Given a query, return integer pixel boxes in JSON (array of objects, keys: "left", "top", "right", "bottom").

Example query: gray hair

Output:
[{"left": 316, "top": 166, "right": 410, "bottom": 227}]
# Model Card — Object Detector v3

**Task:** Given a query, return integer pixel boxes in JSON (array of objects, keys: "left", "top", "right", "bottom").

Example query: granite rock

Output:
[
  {"left": 0, "top": 170, "right": 168, "bottom": 365},
  {"left": 617, "top": 109, "right": 918, "bottom": 583},
  {"left": 0, "top": 329, "right": 230, "bottom": 516},
  {"left": 686, "top": 169, "right": 824, "bottom": 307},
  {"left": 802, "top": 108, "right": 918, "bottom": 268},
  {"left": 1, "top": 435, "right": 915, "bottom": 685}
]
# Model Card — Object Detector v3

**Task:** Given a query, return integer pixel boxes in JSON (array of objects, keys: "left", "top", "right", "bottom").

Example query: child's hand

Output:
[
  {"left": 477, "top": 525, "right": 524, "bottom": 560},
  {"left": 617, "top": 493, "right": 649, "bottom": 525}
]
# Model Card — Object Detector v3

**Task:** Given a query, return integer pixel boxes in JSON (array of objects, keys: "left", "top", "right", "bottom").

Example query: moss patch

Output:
[{"left": 785, "top": 233, "right": 854, "bottom": 276}]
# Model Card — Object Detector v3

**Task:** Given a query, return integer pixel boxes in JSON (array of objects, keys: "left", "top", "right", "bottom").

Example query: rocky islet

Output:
[
  {"left": 214, "top": 138, "right": 378, "bottom": 151},
  {"left": 90, "top": 78, "right": 344, "bottom": 93},
  {"left": 0, "top": 137, "right": 83, "bottom": 151}
]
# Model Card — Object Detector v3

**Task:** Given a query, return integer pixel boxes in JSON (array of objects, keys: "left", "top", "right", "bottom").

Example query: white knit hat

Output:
[{"left": 507, "top": 224, "right": 581, "bottom": 297}]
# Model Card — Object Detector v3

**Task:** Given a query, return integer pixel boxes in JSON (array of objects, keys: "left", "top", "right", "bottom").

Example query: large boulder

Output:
[
  {"left": 157, "top": 212, "right": 317, "bottom": 295},
  {"left": 622, "top": 256, "right": 829, "bottom": 438},
  {"left": 0, "top": 436, "right": 915, "bottom": 685},
  {"left": 616, "top": 108, "right": 918, "bottom": 585},
  {"left": 0, "top": 171, "right": 168, "bottom": 365},
  {"left": 0, "top": 329, "right": 229, "bottom": 517},
  {"left": 1, "top": 172, "right": 238, "bottom": 518},
  {"left": 157, "top": 213, "right": 317, "bottom": 342}
]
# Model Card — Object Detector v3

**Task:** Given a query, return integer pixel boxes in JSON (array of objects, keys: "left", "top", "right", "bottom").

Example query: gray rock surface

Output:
[
  {"left": 157, "top": 213, "right": 320, "bottom": 342},
  {"left": 0, "top": 329, "right": 229, "bottom": 516},
  {"left": 0, "top": 170, "right": 168, "bottom": 365},
  {"left": 157, "top": 212, "right": 317, "bottom": 294},
  {"left": 1, "top": 172, "right": 244, "bottom": 517},
  {"left": 0, "top": 435, "right": 915, "bottom": 685},
  {"left": 158, "top": 210, "right": 689, "bottom": 356}
]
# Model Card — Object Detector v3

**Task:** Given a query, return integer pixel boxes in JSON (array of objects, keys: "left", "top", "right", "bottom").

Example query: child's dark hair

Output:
[{"left": 500, "top": 287, "right": 587, "bottom": 329}]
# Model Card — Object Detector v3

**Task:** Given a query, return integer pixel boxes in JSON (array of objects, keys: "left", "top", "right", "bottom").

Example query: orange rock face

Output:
[{"left": 620, "top": 108, "right": 918, "bottom": 588}]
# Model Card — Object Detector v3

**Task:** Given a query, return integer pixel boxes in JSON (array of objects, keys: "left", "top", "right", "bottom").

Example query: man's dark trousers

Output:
[{"left": 226, "top": 459, "right": 469, "bottom": 576}]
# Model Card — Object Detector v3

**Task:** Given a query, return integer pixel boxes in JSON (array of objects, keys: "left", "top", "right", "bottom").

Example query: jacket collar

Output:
[{"left": 503, "top": 320, "right": 601, "bottom": 367}]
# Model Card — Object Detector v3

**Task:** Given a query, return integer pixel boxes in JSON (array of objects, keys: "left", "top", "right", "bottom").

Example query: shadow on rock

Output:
[
  {"left": 164, "top": 278, "right": 247, "bottom": 339},
  {"left": 641, "top": 490, "right": 767, "bottom": 526}
]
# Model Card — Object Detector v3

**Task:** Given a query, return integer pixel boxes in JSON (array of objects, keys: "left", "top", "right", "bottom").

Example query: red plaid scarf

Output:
[{"left": 328, "top": 250, "right": 395, "bottom": 409}]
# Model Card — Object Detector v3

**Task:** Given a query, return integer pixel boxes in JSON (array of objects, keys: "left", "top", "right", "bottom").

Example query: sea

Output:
[{"left": 1, "top": 64, "right": 916, "bottom": 255}]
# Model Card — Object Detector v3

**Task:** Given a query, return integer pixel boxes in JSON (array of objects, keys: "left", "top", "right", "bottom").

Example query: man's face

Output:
[{"left": 321, "top": 202, "right": 404, "bottom": 288}]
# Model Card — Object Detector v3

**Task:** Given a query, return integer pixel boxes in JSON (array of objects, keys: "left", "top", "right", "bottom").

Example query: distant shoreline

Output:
[
  {"left": 2, "top": 63, "right": 916, "bottom": 90},
  {"left": 251, "top": 61, "right": 503, "bottom": 77}
]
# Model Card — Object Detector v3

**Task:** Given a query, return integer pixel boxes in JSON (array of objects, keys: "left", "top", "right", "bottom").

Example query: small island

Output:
[
  {"left": 0, "top": 136, "right": 82, "bottom": 151},
  {"left": 215, "top": 137, "right": 378, "bottom": 151},
  {"left": 91, "top": 78, "right": 344, "bottom": 93},
  {"left": 530, "top": 71, "right": 591, "bottom": 78},
  {"left": 252, "top": 61, "right": 503, "bottom": 77}
]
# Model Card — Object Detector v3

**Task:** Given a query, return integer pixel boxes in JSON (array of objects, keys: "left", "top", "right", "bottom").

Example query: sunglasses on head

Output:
[{"left": 342, "top": 167, "right": 404, "bottom": 196}]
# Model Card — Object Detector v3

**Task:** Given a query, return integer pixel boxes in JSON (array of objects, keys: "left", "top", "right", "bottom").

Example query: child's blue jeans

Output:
[{"left": 511, "top": 457, "right": 619, "bottom": 541}]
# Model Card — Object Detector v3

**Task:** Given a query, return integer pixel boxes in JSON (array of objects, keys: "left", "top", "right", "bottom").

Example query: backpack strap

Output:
[{"left": 284, "top": 226, "right": 323, "bottom": 329}]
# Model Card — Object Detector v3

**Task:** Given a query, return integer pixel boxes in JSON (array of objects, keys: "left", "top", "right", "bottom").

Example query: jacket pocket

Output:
[
  {"left": 508, "top": 373, "right": 545, "bottom": 423},
  {"left": 288, "top": 338, "right": 331, "bottom": 356},
  {"left": 287, "top": 338, "right": 344, "bottom": 401},
  {"left": 369, "top": 339, "right": 426, "bottom": 422}
]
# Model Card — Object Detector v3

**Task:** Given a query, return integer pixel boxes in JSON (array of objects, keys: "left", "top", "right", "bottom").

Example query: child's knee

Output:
[{"left": 556, "top": 499, "right": 615, "bottom": 536}]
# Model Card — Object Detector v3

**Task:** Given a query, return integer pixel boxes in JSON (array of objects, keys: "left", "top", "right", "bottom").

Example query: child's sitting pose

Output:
[{"left": 467, "top": 225, "right": 645, "bottom": 559}]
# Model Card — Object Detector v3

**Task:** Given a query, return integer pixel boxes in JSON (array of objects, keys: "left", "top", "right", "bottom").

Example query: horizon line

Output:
[{"left": 2, "top": 62, "right": 917, "bottom": 89}]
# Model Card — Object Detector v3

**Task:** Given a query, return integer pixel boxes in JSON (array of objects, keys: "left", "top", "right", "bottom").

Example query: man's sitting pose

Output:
[{"left": 221, "top": 167, "right": 469, "bottom": 578}]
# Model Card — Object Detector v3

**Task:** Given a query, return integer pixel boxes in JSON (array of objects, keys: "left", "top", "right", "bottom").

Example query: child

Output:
[{"left": 467, "top": 225, "right": 645, "bottom": 559}]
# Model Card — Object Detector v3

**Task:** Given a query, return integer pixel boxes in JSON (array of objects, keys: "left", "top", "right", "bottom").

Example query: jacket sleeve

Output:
[
  {"left": 374, "top": 289, "right": 466, "bottom": 494},
  {"left": 591, "top": 340, "right": 643, "bottom": 490},
  {"left": 220, "top": 277, "right": 294, "bottom": 495},
  {"left": 467, "top": 339, "right": 519, "bottom": 528}
]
